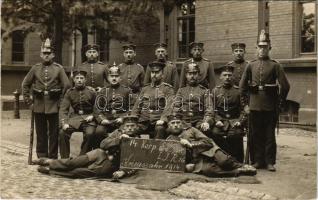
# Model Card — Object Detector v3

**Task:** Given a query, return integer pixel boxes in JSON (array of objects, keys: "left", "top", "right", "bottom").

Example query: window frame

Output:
[{"left": 11, "top": 30, "right": 26, "bottom": 63}]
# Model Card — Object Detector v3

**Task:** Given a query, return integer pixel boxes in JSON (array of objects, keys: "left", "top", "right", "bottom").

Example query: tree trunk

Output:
[
  {"left": 52, "top": 0, "right": 63, "bottom": 64},
  {"left": 81, "top": 28, "right": 88, "bottom": 63}
]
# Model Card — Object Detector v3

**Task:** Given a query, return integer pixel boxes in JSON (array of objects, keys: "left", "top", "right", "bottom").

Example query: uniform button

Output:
[
  {"left": 226, "top": 114, "right": 230, "bottom": 118},
  {"left": 188, "top": 112, "right": 193, "bottom": 117}
]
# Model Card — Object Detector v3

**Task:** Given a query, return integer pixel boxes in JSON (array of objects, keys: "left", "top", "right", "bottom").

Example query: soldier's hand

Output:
[
  {"left": 85, "top": 115, "right": 94, "bottom": 122},
  {"left": 101, "top": 119, "right": 111, "bottom": 125},
  {"left": 62, "top": 124, "right": 70, "bottom": 130},
  {"left": 96, "top": 87, "right": 102, "bottom": 93},
  {"left": 112, "top": 170, "right": 126, "bottom": 179},
  {"left": 233, "top": 121, "right": 241, "bottom": 127},
  {"left": 120, "top": 134, "right": 130, "bottom": 139},
  {"left": 215, "top": 121, "right": 224, "bottom": 127},
  {"left": 156, "top": 120, "right": 165, "bottom": 126},
  {"left": 114, "top": 118, "right": 123, "bottom": 124},
  {"left": 201, "top": 122, "right": 210, "bottom": 131},
  {"left": 244, "top": 105, "right": 250, "bottom": 114},
  {"left": 180, "top": 139, "right": 192, "bottom": 148}
]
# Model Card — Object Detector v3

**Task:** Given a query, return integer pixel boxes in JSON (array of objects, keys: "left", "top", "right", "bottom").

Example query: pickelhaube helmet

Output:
[
  {"left": 185, "top": 59, "right": 200, "bottom": 73},
  {"left": 41, "top": 38, "right": 54, "bottom": 53},
  {"left": 257, "top": 29, "right": 271, "bottom": 46},
  {"left": 108, "top": 62, "right": 120, "bottom": 76}
]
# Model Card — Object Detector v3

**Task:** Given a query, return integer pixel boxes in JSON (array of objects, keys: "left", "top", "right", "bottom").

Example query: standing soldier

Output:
[
  {"left": 78, "top": 44, "right": 108, "bottom": 92},
  {"left": 94, "top": 63, "right": 131, "bottom": 139},
  {"left": 132, "top": 61, "right": 174, "bottom": 139},
  {"left": 118, "top": 43, "right": 145, "bottom": 96},
  {"left": 227, "top": 43, "right": 249, "bottom": 86},
  {"left": 144, "top": 43, "right": 179, "bottom": 92},
  {"left": 240, "top": 30, "right": 290, "bottom": 171},
  {"left": 22, "top": 38, "right": 71, "bottom": 159},
  {"left": 172, "top": 61, "right": 211, "bottom": 130},
  {"left": 179, "top": 42, "right": 216, "bottom": 91},
  {"left": 203, "top": 65, "right": 247, "bottom": 163},
  {"left": 59, "top": 70, "right": 97, "bottom": 158}
]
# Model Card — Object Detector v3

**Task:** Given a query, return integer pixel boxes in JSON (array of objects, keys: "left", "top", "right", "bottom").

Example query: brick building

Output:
[{"left": 1, "top": 0, "right": 316, "bottom": 123}]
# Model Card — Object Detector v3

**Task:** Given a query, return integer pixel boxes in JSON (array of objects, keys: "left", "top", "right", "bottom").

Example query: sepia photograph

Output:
[{"left": 1, "top": 0, "right": 316, "bottom": 199}]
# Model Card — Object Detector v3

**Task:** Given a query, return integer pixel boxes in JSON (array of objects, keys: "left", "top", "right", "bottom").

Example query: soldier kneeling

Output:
[{"left": 166, "top": 112, "right": 255, "bottom": 177}]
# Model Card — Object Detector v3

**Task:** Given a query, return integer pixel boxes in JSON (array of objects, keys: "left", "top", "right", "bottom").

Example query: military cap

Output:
[
  {"left": 154, "top": 42, "right": 167, "bottom": 49},
  {"left": 108, "top": 62, "right": 121, "bottom": 75},
  {"left": 185, "top": 59, "right": 200, "bottom": 73},
  {"left": 41, "top": 38, "right": 54, "bottom": 53},
  {"left": 167, "top": 111, "right": 183, "bottom": 121},
  {"left": 231, "top": 43, "right": 246, "bottom": 50},
  {"left": 122, "top": 43, "right": 136, "bottom": 51},
  {"left": 148, "top": 61, "right": 165, "bottom": 72},
  {"left": 84, "top": 44, "right": 100, "bottom": 52},
  {"left": 73, "top": 70, "right": 87, "bottom": 77},
  {"left": 189, "top": 42, "right": 204, "bottom": 49},
  {"left": 257, "top": 29, "right": 271, "bottom": 46},
  {"left": 123, "top": 114, "right": 139, "bottom": 124},
  {"left": 219, "top": 64, "right": 234, "bottom": 73}
]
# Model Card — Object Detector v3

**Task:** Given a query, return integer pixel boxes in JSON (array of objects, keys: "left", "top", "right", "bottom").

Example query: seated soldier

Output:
[
  {"left": 58, "top": 70, "right": 97, "bottom": 158},
  {"left": 94, "top": 63, "right": 131, "bottom": 146},
  {"left": 132, "top": 61, "right": 175, "bottom": 139},
  {"left": 171, "top": 61, "right": 211, "bottom": 130},
  {"left": 165, "top": 112, "right": 255, "bottom": 177},
  {"left": 36, "top": 115, "right": 139, "bottom": 179},
  {"left": 201, "top": 65, "right": 247, "bottom": 162}
]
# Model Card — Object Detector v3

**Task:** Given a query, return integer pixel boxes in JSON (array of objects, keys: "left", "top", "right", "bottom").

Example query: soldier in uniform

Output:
[
  {"left": 132, "top": 61, "right": 175, "bottom": 139},
  {"left": 118, "top": 43, "right": 145, "bottom": 95},
  {"left": 171, "top": 61, "right": 211, "bottom": 130},
  {"left": 202, "top": 65, "right": 247, "bottom": 163},
  {"left": 179, "top": 42, "right": 216, "bottom": 91},
  {"left": 36, "top": 115, "right": 139, "bottom": 179},
  {"left": 227, "top": 43, "right": 249, "bottom": 86},
  {"left": 58, "top": 70, "right": 97, "bottom": 158},
  {"left": 240, "top": 30, "right": 290, "bottom": 171},
  {"left": 144, "top": 43, "right": 180, "bottom": 92},
  {"left": 165, "top": 112, "right": 256, "bottom": 177},
  {"left": 94, "top": 63, "right": 132, "bottom": 139},
  {"left": 22, "top": 38, "right": 71, "bottom": 159},
  {"left": 78, "top": 44, "right": 108, "bottom": 92}
]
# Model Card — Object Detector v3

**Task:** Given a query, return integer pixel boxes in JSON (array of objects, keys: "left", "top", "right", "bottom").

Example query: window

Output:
[
  {"left": 300, "top": 1, "right": 316, "bottom": 53},
  {"left": 96, "top": 29, "right": 109, "bottom": 62},
  {"left": 177, "top": 0, "right": 195, "bottom": 58},
  {"left": 11, "top": 30, "right": 25, "bottom": 62}
]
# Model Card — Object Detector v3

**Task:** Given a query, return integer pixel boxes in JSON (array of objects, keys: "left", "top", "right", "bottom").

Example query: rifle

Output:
[
  {"left": 244, "top": 114, "right": 250, "bottom": 164},
  {"left": 28, "top": 111, "right": 35, "bottom": 165}
]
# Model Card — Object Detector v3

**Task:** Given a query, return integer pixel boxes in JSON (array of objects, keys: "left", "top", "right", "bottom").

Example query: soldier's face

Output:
[
  {"left": 123, "top": 49, "right": 136, "bottom": 62},
  {"left": 257, "top": 45, "right": 270, "bottom": 58},
  {"left": 232, "top": 48, "right": 245, "bottom": 60},
  {"left": 150, "top": 70, "right": 163, "bottom": 83},
  {"left": 107, "top": 74, "right": 121, "bottom": 85},
  {"left": 123, "top": 122, "right": 138, "bottom": 136},
  {"left": 220, "top": 71, "right": 233, "bottom": 85},
  {"left": 155, "top": 47, "right": 167, "bottom": 61},
  {"left": 73, "top": 74, "right": 86, "bottom": 87},
  {"left": 191, "top": 47, "right": 203, "bottom": 59},
  {"left": 168, "top": 120, "right": 183, "bottom": 135},
  {"left": 186, "top": 71, "right": 199, "bottom": 85},
  {"left": 86, "top": 49, "right": 99, "bottom": 61},
  {"left": 40, "top": 52, "right": 55, "bottom": 62}
]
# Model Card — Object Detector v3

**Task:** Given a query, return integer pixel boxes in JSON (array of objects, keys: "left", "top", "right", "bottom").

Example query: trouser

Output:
[
  {"left": 139, "top": 121, "right": 166, "bottom": 139},
  {"left": 211, "top": 135, "right": 244, "bottom": 163},
  {"left": 34, "top": 113, "right": 59, "bottom": 159},
  {"left": 49, "top": 149, "right": 115, "bottom": 178},
  {"left": 59, "top": 124, "right": 96, "bottom": 158},
  {"left": 250, "top": 111, "right": 277, "bottom": 165},
  {"left": 93, "top": 123, "right": 119, "bottom": 149}
]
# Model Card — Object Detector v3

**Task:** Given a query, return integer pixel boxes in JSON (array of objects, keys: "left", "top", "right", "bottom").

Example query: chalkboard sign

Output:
[{"left": 120, "top": 138, "right": 186, "bottom": 172}]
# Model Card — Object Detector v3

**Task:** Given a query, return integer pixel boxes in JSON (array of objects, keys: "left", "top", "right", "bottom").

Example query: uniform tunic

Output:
[
  {"left": 118, "top": 62, "right": 145, "bottom": 94},
  {"left": 78, "top": 61, "right": 108, "bottom": 89},
  {"left": 226, "top": 60, "right": 248, "bottom": 86}
]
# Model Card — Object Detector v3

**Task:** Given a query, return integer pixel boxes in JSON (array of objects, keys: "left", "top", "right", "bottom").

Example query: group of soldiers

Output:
[{"left": 21, "top": 29, "right": 290, "bottom": 179}]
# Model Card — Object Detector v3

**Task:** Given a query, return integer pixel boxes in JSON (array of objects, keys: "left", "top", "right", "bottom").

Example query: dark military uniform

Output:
[
  {"left": 144, "top": 60, "right": 180, "bottom": 92},
  {"left": 118, "top": 62, "right": 145, "bottom": 94},
  {"left": 78, "top": 61, "right": 108, "bottom": 89},
  {"left": 22, "top": 61, "right": 71, "bottom": 159},
  {"left": 94, "top": 85, "right": 132, "bottom": 136},
  {"left": 132, "top": 82, "right": 174, "bottom": 138},
  {"left": 208, "top": 85, "right": 247, "bottom": 162},
  {"left": 226, "top": 60, "right": 248, "bottom": 87},
  {"left": 59, "top": 86, "right": 97, "bottom": 158},
  {"left": 173, "top": 85, "right": 211, "bottom": 128},
  {"left": 240, "top": 58, "right": 290, "bottom": 166},
  {"left": 180, "top": 58, "right": 216, "bottom": 91}
]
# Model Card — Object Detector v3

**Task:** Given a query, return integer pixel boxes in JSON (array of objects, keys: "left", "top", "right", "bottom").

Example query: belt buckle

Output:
[
  {"left": 78, "top": 110, "right": 84, "bottom": 115},
  {"left": 258, "top": 86, "right": 264, "bottom": 91},
  {"left": 226, "top": 114, "right": 231, "bottom": 118},
  {"left": 44, "top": 91, "right": 49, "bottom": 95},
  {"left": 188, "top": 112, "right": 193, "bottom": 117},
  {"left": 149, "top": 109, "right": 153, "bottom": 113}
]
